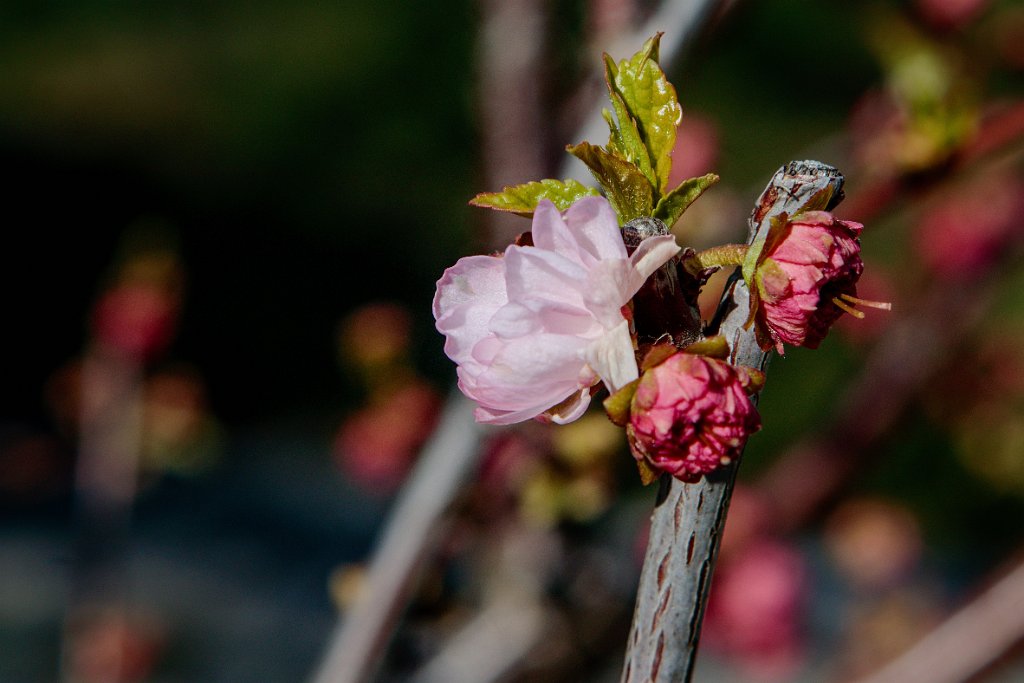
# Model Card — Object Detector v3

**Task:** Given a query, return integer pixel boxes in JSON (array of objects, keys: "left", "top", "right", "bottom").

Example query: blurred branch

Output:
[
  {"left": 848, "top": 557, "right": 1024, "bottom": 683},
  {"left": 62, "top": 347, "right": 144, "bottom": 681},
  {"left": 409, "top": 597, "right": 549, "bottom": 683},
  {"left": 309, "top": 394, "right": 485, "bottom": 683},
  {"left": 621, "top": 162, "right": 846, "bottom": 682},
  {"left": 478, "top": 0, "right": 550, "bottom": 248}
]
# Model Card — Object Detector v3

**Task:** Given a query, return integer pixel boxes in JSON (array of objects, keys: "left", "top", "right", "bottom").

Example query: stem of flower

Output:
[{"left": 684, "top": 243, "right": 748, "bottom": 274}]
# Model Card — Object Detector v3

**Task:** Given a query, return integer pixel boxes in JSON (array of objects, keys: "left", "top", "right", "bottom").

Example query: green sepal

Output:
[
  {"left": 639, "top": 343, "right": 676, "bottom": 371},
  {"left": 741, "top": 236, "right": 766, "bottom": 286},
  {"left": 610, "top": 33, "right": 681, "bottom": 196},
  {"left": 469, "top": 179, "right": 600, "bottom": 216},
  {"left": 743, "top": 212, "right": 793, "bottom": 285},
  {"left": 603, "top": 54, "right": 656, "bottom": 188},
  {"left": 635, "top": 456, "right": 660, "bottom": 486},
  {"left": 603, "top": 378, "right": 640, "bottom": 427},
  {"left": 682, "top": 335, "right": 729, "bottom": 359},
  {"left": 653, "top": 173, "right": 719, "bottom": 228},
  {"left": 567, "top": 142, "right": 653, "bottom": 222},
  {"left": 736, "top": 366, "right": 766, "bottom": 394}
]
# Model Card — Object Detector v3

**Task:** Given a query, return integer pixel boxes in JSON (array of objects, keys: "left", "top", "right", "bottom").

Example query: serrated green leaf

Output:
[
  {"left": 603, "top": 54, "right": 655, "bottom": 188},
  {"left": 602, "top": 108, "right": 624, "bottom": 154},
  {"left": 613, "top": 34, "right": 681, "bottom": 196},
  {"left": 653, "top": 173, "right": 719, "bottom": 228},
  {"left": 567, "top": 142, "right": 653, "bottom": 222},
  {"left": 469, "top": 179, "right": 600, "bottom": 216}
]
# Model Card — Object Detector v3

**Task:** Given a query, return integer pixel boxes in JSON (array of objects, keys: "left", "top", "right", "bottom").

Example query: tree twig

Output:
[
  {"left": 621, "top": 161, "right": 847, "bottom": 683},
  {"left": 848, "top": 557, "right": 1024, "bottom": 683},
  {"left": 309, "top": 394, "right": 485, "bottom": 683}
]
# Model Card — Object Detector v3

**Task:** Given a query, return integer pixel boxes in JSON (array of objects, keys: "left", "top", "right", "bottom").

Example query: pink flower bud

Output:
[
  {"left": 627, "top": 353, "right": 760, "bottom": 482},
  {"left": 752, "top": 211, "right": 868, "bottom": 352}
]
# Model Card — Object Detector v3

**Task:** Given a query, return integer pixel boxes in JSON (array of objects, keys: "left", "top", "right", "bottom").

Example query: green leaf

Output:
[
  {"left": 469, "top": 179, "right": 600, "bottom": 216},
  {"left": 567, "top": 142, "right": 653, "bottom": 222},
  {"left": 603, "top": 55, "right": 655, "bottom": 188},
  {"left": 653, "top": 173, "right": 719, "bottom": 228},
  {"left": 612, "top": 34, "right": 681, "bottom": 196}
]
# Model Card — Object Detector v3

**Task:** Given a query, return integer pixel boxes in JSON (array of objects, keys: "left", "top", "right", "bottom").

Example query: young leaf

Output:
[
  {"left": 567, "top": 142, "right": 653, "bottom": 222},
  {"left": 612, "top": 34, "right": 681, "bottom": 196},
  {"left": 653, "top": 173, "right": 719, "bottom": 228},
  {"left": 603, "top": 54, "right": 655, "bottom": 188},
  {"left": 470, "top": 179, "right": 600, "bottom": 216}
]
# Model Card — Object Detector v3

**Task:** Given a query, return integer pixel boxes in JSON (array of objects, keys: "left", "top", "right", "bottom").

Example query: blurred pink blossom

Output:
[
  {"left": 915, "top": 172, "right": 1024, "bottom": 278},
  {"left": 667, "top": 116, "right": 719, "bottom": 187},
  {"left": 335, "top": 381, "right": 441, "bottom": 494},
  {"left": 92, "top": 283, "right": 179, "bottom": 362},
  {"left": 824, "top": 498, "right": 923, "bottom": 589},
  {"left": 627, "top": 353, "right": 760, "bottom": 482},
  {"left": 338, "top": 302, "right": 412, "bottom": 370},
  {"left": 702, "top": 539, "right": 808, "bottom": 680},
  {"left": 433, "top": 197, "right": 679, "bottom": 425},
  {"left": 914, "top": 0, "right": 990, "bottom": 30}
]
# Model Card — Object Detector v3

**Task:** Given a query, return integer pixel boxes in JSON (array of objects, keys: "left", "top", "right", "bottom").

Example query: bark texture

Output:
[{"left": 621, "top": 161, "right": 846, "bottom": 683}]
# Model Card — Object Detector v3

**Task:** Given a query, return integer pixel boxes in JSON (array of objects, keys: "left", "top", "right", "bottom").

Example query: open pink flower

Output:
[
  {"left": 627, "top": 352, "right": 761, "bottom": 482},
  {"left": 433, "top": 197, "right": 679, "bottom": 425},
  {"left": 751, "top": 211, "right": 870, "bottom": 353}
]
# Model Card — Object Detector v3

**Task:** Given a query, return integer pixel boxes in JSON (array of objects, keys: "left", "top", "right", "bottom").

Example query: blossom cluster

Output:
[
  {"left": 434, "top": 193, "right": 880, "bottom": 483},
  {"left": 431, "top": 36, "right": 886, "bottom": 484}
]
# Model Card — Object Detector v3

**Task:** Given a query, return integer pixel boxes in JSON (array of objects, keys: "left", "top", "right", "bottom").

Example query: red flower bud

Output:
[
  {"left": 627, "top": 353, "right": 761, "bottom": 483},
  {"left": 751, "top": 211, "right": 876, "bottom": 352}
]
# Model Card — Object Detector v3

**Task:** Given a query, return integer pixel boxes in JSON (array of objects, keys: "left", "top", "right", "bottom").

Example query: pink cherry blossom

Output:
[
  {"left": 627, "top": 352, "right": 761, "bottom": 482},
  {"left": 433, "top": 197, "right": 679, "bottom": 425},
  {"left": 754, "top": 211, "right": 865, "bottom": 352}
]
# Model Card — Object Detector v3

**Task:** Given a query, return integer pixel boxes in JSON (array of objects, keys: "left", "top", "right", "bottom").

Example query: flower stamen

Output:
[
  {"left": 839, "top": 293, "right": 892, "bottom": 310},
  {"left": 831, "top": 296, "right": 866, "bottom": 319}
]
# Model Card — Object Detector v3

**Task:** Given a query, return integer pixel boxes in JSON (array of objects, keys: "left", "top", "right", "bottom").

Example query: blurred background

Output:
[{"left": 2, "top": 0, "right": 1024, "bottom": 681}]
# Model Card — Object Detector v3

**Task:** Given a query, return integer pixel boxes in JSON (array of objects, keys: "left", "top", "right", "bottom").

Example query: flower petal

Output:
[
  {"left": 545, "top": 388, "right": 593, "bottom": 424},
  {"left": 530, "top": 200, "right": 580, "bottom": 261},
  {"left": 503, "top": 244, "right": 587, "bottom": 305},
  {"left": 433, "top": 255, "right": 508, "bottom": 363},
  {"left": 564, "top": 195, "right": 628, "bottom": 263},
  {"left": 628, "top": 234, "right": 681, "bottom": 292},
  {"left": 583, "top": 319, "right": 638, "bottom": 392}
]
